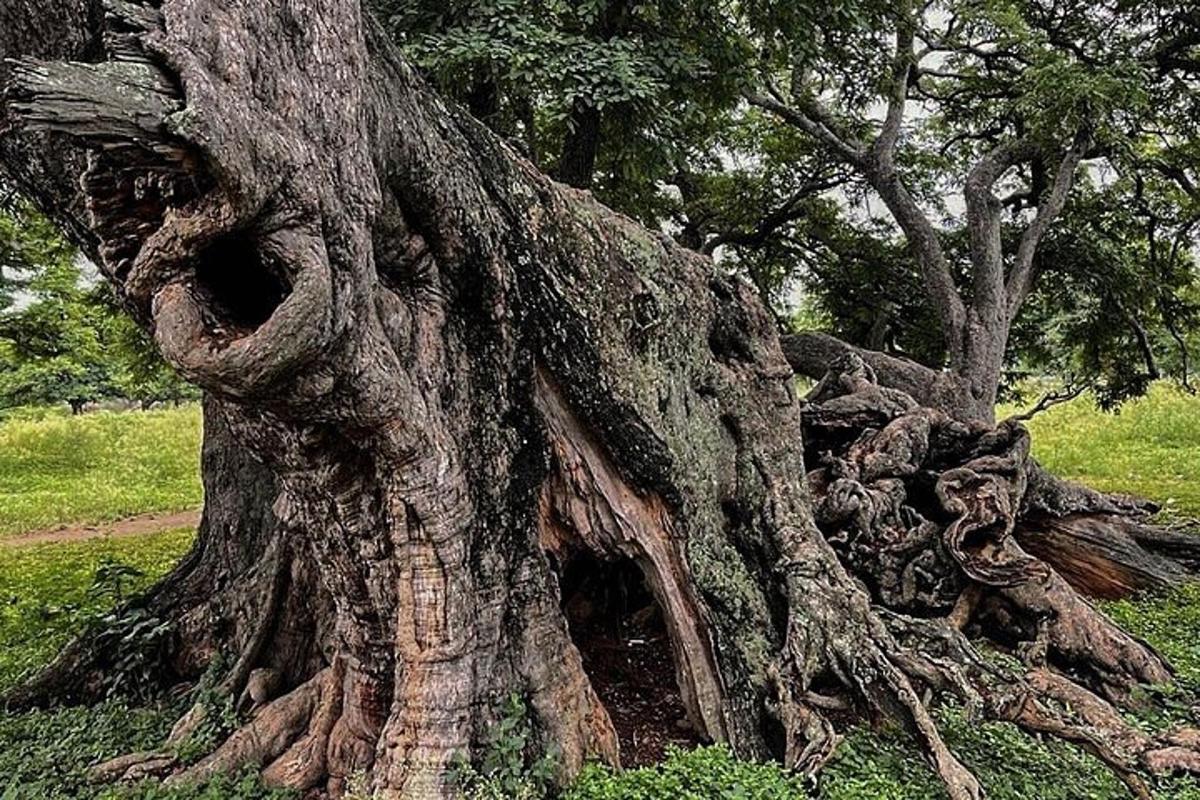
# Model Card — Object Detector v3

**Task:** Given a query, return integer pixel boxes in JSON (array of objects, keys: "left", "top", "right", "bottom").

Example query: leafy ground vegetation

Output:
[
  {"left": 0, "top": 391, "right": 1197, "bottom": 799},
  {"left": 0, "top": 530, "right": 193, "bottom": 698},
  {"left": 0, "top": 405, "right": 201, "bottom": 537}
]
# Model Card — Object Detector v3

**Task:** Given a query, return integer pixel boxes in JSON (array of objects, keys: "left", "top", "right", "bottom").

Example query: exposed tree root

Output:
[
  {"left": 797, "top": 355, "right": 1200, "bottom": 794},
  {"left": 168, "top": 664, "right": 343, "bottom": 790},
  {"left": 1020, "top": 464, "right": 1200, "bottom": 592},
  {"left": 885, "top": 613, "right": 1198, "bottom": 800},
  {"left": 785, "top": 330, "right": 1200, "bottom": 599},
  {"left": 800, "top": 356, "right": 1180, "bottom": 692}
]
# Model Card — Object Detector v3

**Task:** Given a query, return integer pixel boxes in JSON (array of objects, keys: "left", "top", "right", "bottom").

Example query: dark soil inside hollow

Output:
[{"left": 560, "top": 558, "right": 705, "bottom": 767}]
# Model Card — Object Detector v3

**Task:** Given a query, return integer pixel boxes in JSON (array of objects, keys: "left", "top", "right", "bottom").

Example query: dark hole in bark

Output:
[
  {"left": 192, "top": 233, "right": 291, "bottom": 335},
  {"left": 975, "top": 595, "right": 1032, "bottom": 647},
  {"left": 559, "top": 553, "right": 703, "bottom": 766}
]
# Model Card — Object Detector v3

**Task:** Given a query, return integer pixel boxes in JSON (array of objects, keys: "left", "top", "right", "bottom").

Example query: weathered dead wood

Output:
[{"left": 5, "top": 58, "right": 184, "bottom": 157}]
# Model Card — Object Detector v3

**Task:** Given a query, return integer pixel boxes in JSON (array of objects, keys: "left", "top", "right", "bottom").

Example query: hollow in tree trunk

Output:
[{"left": 2, "top": 2, "right": 1200, "bottom": 800}]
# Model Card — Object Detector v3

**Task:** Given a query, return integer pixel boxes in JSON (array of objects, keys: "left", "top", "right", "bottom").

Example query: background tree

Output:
[
  {"left": 0, "top": 221, "right": 115, "bottom": 413},
  {"left": 0, "top": 201, "right": 195, "bottom": 413},
  {"left": 0, "top": 196, "right": 72, "bottom": 311},
  {"left": 381, "top": 0, "right": 747, "bottom": 219},
  {"left": 1011, "top": 177, "right": 1200, "bottom": 409},
  {"left": 790, "top": 175, "right": 1200, "bottom": 413},
  {"left": 743, "top": 0, "right": 1200, "bottom": 422}
]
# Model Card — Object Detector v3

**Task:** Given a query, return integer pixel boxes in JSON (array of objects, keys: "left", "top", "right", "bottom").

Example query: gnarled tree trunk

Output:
[
  {"left": 2, "top": 3, "right": 1199, "bottom": 800},
  {"left": 783, "top": 330, "right": 1200, "bottom": 599}
]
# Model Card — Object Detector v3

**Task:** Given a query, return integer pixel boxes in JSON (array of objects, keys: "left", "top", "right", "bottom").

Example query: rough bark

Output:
[
  {"left": 0, "top": 0, "right": 100, "bottom": 250},
  {"left": 785, "top": 331, "right": 1200, "bottom": 599},
  {"left": 3, "top": 3, "right": 1199, "bottom": 800}
]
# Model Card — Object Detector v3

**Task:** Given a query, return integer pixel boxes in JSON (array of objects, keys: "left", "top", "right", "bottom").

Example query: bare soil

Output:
[{"left": 0, "top": 509, "right": 200, "bottom": 548}]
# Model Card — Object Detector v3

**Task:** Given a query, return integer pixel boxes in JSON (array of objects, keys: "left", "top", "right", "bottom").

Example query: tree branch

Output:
[
  {"left": 871, "top": 1, "right": 917, "bottom": 168},
  {"left": 1005, "top": 380, "right": 1089, "bottom": 423},
  {"left": 755, "top": 3, "right": 972, "bottom": 360},
  {"left": 702, "top": 175, "right": 845, "bottom": 255},
  {"left": 868, "top": 171, "right": 968, "bottom": 358},
  {"left": 1006, "top": 130, "right": 1091, "bottom": 314},
  {"left": 743, "top": 91, "right": 867, "bottom": 167},
  {"left": 781, "top": 330, "right": 946, "bottom": 406},
  {"left": 1113, "top": 296, "right": 1160, "bottom": 382},
  {"left": 750, "top": 3, "right": 970, "bottom": 360},
  {"left": 963, "top": 138, "right": 1036, "bottom": 314}
]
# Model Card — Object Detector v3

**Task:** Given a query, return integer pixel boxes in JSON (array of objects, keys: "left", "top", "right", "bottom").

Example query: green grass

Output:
[
  {"left": 0, "top": 698, "right": 179, "bottom": 800},
  {"left": 1003, "top": 385, "right": 1200, "bottom": 689},
  {"left": 1004, "top": 382, "right": 1200, "bottom": 517},
  {"left": 0, "top": 528, "right": 194, "bottom": 692},
  {"left": 0, "top": 405, "right": 203, "bottom": 537}
]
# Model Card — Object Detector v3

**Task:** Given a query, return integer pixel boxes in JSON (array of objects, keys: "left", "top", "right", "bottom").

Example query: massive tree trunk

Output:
[{"left": 3, "top": 3, "right": 1200, "bottom": 800}]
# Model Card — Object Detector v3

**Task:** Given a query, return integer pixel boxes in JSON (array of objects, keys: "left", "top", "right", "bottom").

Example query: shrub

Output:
[
  {"left": 451, "top": 693, "right": 558, "bottom": 800},
  {"left": 565, "top": 745, "right": 809, "bottom": 800},
  {"left": 0, "top": 700, "right": 174, "bottom": 800}
]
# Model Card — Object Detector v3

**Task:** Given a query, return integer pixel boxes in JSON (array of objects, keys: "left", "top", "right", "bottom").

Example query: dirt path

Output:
[{"left": 0, "top": 509, "right": 201, "bottom": 548}]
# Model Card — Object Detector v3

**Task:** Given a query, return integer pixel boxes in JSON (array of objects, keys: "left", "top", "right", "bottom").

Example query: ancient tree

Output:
[{"left": 2, "top": 2, "right": 1200, "bottom": 799}]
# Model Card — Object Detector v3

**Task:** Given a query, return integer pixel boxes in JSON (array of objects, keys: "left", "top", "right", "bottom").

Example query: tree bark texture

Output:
[
  {"left": 784, "top": 331, "right": 1200, "bottom": 599},
  {"left": 2, "top": 3, "right": 1200, "bottom": 800}
]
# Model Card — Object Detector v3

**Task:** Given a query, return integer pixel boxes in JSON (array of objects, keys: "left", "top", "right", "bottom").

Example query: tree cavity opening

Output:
[
  {"left": 558, "top": 552, "right": 704, "bottom": 766},
  {"left": 192, "top": 233, "right": 291, "bottom": 336}
]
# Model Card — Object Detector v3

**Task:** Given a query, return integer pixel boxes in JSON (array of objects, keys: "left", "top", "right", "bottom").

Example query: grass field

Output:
[
  {"left": 0, "top": 389, "right": 1197, "bottom": 798},
  {"left": 0, "top": 405, "right": 202, "bottom": 537},
  {"left": 0, "top": 528, "right": 194, "bottom": 692},
  {"left": 1008, "top": 382, "right": 1200, "bottom": 518}
]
